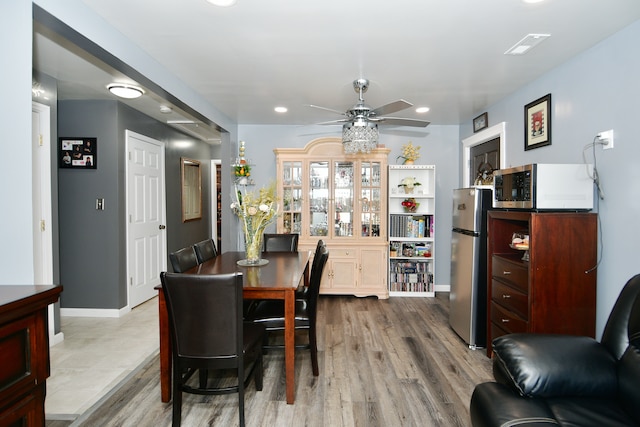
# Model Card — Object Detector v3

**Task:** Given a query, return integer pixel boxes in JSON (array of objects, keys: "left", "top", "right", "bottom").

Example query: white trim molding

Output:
[
  {"left": 61, "top": 305, "right": 131, "bottom": 318},
  {"left": 461, "top": 122, "right": 507, "bottom": 187}
]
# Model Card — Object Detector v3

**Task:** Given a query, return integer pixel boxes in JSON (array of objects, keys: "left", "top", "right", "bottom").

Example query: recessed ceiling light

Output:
[
  {"left": 505, "top": 33, "right": 550, "bottom": 55},
  {"left": 107, "top": 83, "right": 144, "bottom": 99},
  {"left": 274, "top": 106, "right": 288, "bottom": 113},
  {"left": 205, "top": 0, "right": 237, "bottom": 6},
  {"left": 523, "top": 0, "right": 545, "bottom": 3},
  {"left": 416, "top": 107, "right": 430, "bottom": 113}
]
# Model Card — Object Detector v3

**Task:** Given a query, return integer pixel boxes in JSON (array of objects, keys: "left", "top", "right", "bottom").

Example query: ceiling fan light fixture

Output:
[
  {"left": 107, "top": 83, "right": 144, "bottom": 99},
  {"left": 205, "top": 0, "right": 237, "bottom": 6},
  {"left": 342, "top": 121, "right": 379, "bottom": 154}
]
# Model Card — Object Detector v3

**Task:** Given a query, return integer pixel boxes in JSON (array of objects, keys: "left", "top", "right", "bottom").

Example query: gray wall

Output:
[
  {"left": 458, "top": 20, "right": 640, "bottom": 337},
  {"left": 58, "top": 100, "right": 217, "bottom": 309}
]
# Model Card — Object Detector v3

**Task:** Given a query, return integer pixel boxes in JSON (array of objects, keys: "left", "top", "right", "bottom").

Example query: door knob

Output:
[{"left": 159, "top": 225, "right": 166, "bottom": 230}]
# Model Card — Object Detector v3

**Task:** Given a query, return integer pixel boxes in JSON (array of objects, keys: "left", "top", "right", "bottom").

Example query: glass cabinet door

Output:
[
  {"left": 360, "top": 161, "right": 382, "bottom": 237},
  {"left": 309, "top": 161, "right": 329, "bottom": 237},
  {"left": 334, "top": 161, "right": 354, "bottom": 237},
  {"left": 282, "top": 161, "right": 302, "bottom": 234}
]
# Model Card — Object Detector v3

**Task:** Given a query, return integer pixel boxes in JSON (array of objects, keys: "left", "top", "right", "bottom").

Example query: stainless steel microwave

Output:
[{"left": 493, "top": 164, "right": 594, "bottom": 210}]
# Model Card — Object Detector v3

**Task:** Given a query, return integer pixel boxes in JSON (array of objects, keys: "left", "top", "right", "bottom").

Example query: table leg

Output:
[
  {"left": 284, "top": 288, "right": 295, "bottom": 404},
  {"left": 158, "top": 290, "right": 171, "bottom": 403}
]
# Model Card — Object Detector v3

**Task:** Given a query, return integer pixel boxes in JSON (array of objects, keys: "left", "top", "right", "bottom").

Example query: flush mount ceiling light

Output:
[
  {"left": 342, "top": 119, "right": 379, "bottom": 154},
  {"left": 107, "top": 83, "right": 144, "bottom": 99},
  {"left": 415, "top": 107, "right": 430, "bottom": 113},
  {"left": 205, "top": 0, "right": 237, "bottom": 6},
  {"left": 274, "top": 106, "right": 288, "bottom": 113},
  {"left": 505, "top": 33, "right": 551, "bottom": 55}
]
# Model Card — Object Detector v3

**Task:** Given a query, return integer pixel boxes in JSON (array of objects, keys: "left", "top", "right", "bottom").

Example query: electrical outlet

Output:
[{"left": 598, "top": 129, "right": 614, "bottom": 150}]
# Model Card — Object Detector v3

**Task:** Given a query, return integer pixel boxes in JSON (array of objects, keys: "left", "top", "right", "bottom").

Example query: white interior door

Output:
[{"left": 126, "top": 130, "right": 166, "bottom": 308}]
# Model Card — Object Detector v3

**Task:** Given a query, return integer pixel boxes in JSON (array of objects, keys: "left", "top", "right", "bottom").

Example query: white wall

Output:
[
  {"left": 460, "top": 19, "right": 640, "bottom": 337},
  {"left": 0, "top": 2, "right": 34, "bottom": 284},
  {"left": 238, "top": 124, "right": 460, "bottom": 287}
]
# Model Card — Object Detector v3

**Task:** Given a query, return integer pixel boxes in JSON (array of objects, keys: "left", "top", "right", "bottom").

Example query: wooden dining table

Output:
[{"left": 157, "top": 250, "right": 310, "bottom": 405}]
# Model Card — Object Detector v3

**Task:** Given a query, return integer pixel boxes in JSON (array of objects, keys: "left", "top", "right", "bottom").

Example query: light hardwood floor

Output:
[{"left": 48, "top": 293, "right": 493, "bottom": 426}]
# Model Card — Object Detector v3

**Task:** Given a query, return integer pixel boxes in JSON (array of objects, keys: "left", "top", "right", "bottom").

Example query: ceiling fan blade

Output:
[
  {"left": 370, "top": 99, "right": 413, "bottom": 116},
  {"left": 307, "top": 104, "right": 347, "bottom": 116},
  {"left": 377, "top": 117, "right": 431, "bottom": 127},
  {"left": 314, "top": 119, "right": 350, "bottom": 125}
]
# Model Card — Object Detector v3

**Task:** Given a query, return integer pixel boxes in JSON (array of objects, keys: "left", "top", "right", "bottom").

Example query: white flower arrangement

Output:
[{"left": 398, "top": 177, "right": 422, "bottom": 189}]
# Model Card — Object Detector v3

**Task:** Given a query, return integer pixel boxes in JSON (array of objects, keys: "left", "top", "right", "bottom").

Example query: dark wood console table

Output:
[{"left": 0, "top": 285, "right": 62, "bottom": 426}]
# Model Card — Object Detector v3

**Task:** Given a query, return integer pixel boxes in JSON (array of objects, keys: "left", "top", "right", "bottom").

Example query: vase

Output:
[
  {"left": 238, "top": 231, "right": 268, "bottom": 266},
  {"left": 404, "top": 187, "right": 414, "bottom": 194},
  {"left": 404, "top": 159, "right": 414, "bottom": 165}
]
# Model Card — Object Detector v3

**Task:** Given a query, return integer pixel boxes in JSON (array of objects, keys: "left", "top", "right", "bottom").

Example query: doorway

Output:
[
  {"left": 461, "top": 122, "right": 507, "bottom": 187},
  {"left": 126, "top": 130, "right": 167, "bottom": 308},
  {"left": 211, "top": 159, "right": 222, "bottom": 253},
  {"left": 470, "top": 137, "right": 500, "bottom": 186},
  {"left": 32, "top": 101, "right": 63, "bottom": 345}
]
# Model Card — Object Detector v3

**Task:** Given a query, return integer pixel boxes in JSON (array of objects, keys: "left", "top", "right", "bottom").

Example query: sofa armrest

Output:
[{"left": 492, "top": 334, "right": 618, "bottom": 398}]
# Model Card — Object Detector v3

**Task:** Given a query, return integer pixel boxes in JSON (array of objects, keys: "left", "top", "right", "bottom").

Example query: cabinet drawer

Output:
[
  {"left": 490, "top": 321, "right": 511, "bottom": 348},
  {"left": 328, "top": 248, "right": 357, "bottom": 258},
  {"left": 492, "top": 256, "right": 528, "bottom": 293},
  {"left": 492, "top": 280, "right": 528, "bottom": 320},
  {"left": 491, "top": 301, "right": 527, "bottom": 335}
]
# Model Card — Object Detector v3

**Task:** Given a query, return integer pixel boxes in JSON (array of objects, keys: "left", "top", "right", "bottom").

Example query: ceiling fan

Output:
[{"left": 309, "top": 78, "right": 430, "bottom": 154}]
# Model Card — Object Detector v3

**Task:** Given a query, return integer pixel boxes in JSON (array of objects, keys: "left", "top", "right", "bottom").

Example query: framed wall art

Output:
[
  {"left": 59, "top": 137, "right": 97, "bottom": 169},
  {"left": 473, "top": 112, "right": 488, "bottom": 133},
  {"left": 524, "top": 94, "right": 551, "bottom": 151}
]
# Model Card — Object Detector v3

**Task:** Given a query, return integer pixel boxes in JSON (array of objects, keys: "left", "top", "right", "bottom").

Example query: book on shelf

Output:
[{"left": 390, "top": 214, "right": 433, "bottom": 238}]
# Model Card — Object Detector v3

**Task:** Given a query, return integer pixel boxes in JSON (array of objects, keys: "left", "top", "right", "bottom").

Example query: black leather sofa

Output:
[{"left": 470, "top": 274, "right": 640, "bottom": 427}]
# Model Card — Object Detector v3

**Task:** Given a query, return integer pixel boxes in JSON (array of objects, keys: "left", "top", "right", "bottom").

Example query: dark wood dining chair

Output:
[
  {"left": 262, "top": 233, "right": 299, "bottom": 252},
  {"left": 193, "top": 238, "right": 218, "bottom": 264},
  {"left": 160, "top": 272, "right": 265, "bottom": 427},
  {"left": 296, "top": 239, "right": 325, "bottom": 300},
  {"left": 245, "top": 245, "right": 329, "bottom": 376},
  {"left": 169, "top": 247, "right": 198, "bottom": 273}
]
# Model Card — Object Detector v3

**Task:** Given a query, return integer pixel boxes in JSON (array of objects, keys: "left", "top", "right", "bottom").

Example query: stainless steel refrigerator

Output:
[{"left": 449, "top": 187, "right": 492, "bottom": 349}]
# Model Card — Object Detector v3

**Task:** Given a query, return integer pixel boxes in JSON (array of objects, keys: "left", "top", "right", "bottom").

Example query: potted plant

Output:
[
  {"left": 396, "top": 141, "right": 421, "bottom": 164},
  {"left": 398, "top": 177, "right": 421, "bottom": 194}
]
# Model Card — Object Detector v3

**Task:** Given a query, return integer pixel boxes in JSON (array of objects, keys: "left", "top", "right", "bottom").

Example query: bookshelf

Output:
[{"left": 388, "top": 165, "right": 436, "bottom": 297}]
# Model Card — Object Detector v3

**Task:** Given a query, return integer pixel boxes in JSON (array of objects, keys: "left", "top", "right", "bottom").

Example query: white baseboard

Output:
[
  {"left": 50, "top": 331, "right": 65, "bottom": 346},
  {"left": 60, "top": 305, "right": 131, "bottom": 318},
  {"left": 434, "top": 284, "right": 451, "bottom": 293}
]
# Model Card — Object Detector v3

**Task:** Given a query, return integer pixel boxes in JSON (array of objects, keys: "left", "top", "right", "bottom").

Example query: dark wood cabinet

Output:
[
  {"left": 486, "top": 211, "right": 597, "bottom": 357},
  {"left": 0, "top": 285, "right": 62, "bottom": 426}
]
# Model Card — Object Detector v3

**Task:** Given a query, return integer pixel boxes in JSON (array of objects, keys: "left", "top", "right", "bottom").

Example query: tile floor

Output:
[{"left": 45, "top": 297, "right": 159, "bottom": 421}]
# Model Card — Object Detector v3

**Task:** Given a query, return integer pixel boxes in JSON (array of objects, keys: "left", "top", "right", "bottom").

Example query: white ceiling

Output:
[{"left": 33, "top": 0, "right": 640, "bottom": 140}]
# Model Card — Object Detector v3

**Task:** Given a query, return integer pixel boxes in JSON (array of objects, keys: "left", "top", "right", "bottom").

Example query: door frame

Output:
[
  {"left": 461, "top": 122, "right": 507, "bottom": 186},
  {"left": 32, "top": 101, "right": 64, "bottom": 345},
  {"left": 210, "top": 159, "right": 221, "bottom": 248},
  {"left": 125, "top": 130, "right": 167, "bottom": 309}
]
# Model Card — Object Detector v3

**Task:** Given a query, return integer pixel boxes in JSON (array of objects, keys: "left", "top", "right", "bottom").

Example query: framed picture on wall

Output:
[
  {"left": 524, "top": 94, "right": 552, "bottom": 150},
  {"left": 59, "top": 137, "right": 97, "bottom": 169},
  {"left": 473, "top": 112, "right": 488, "bottom": 133}
]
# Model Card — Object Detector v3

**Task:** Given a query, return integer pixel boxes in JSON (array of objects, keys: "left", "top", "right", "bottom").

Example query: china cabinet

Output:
[
  {"left": 274, "top": 137, "right": 390, "bottom": 298},
  {"left": 388, "top": 165, "right": 436, "bottom": 296},
  {"left": 486, "top": 210, "right": 597, "bottom": 357}
]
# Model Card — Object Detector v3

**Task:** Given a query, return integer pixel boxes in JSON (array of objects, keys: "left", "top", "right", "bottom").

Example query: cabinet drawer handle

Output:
[
  {"left": 501, "top": 319, "right": 510, "bottom": 323},
  {"left": 502, "top": 271, "right": 512, "bottom": 275},
  {"left": 502, "top": 294, "right": 511, "bottom": 299}
]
